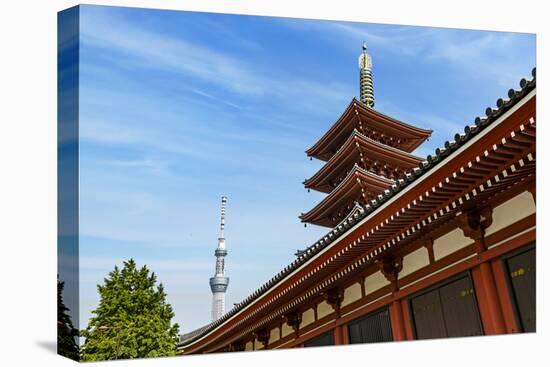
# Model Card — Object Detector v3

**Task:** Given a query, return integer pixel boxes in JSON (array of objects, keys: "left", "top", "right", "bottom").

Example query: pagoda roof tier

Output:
[
  {"left": 306, "top": 98, "right": 432, "bottom": 161},
  {"left": 304, "top": 129, "right": 423, "bottom": 193},
  {"left": 299, "top": 164, "right": 393, "bottom": 227}
]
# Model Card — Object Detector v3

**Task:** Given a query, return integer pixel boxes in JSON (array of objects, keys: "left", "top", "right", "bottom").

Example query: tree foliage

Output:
[
  {"left": 58, "top": 277, "right": 80, "bottom": 360},
  {"left": 80, "top": 259, "right": 180, "bottom": 361}
]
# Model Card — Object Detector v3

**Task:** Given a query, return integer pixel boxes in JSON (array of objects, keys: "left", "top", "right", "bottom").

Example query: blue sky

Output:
[{"left": 75, "top": 5, "right": 535, "bottom": 333}]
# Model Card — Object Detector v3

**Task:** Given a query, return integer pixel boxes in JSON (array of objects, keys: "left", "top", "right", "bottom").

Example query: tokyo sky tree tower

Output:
[{"left": 209, "top": 196, "right": 229, "bottom": 321}]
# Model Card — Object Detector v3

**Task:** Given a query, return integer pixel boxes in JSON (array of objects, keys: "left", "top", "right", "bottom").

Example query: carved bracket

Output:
[
  {"left": 284, "top": 311, "right": 302, "bottom": 337},
  {"left": 324, "top": 287, "right": 344, "bottom": 316},
  {"left": 255, "top": 329, "right": 270, "bottom": 349},
  {"left": 458, "top": 206, "right": 493, "bottom": 246},
  {"left": 376, "top": 255, "right": 403, "bottom": 291}
]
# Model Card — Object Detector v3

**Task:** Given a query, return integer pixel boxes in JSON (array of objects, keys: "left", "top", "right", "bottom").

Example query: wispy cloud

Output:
[
  {"left": 190, "top": 88, "right": 244, "bottom": 110},
  {"left": 319, "top": 22, "right": 394, "bottom": 48},
  {"left": 375, "top": 99, "right": 465, "bottom": 155},
  {"left": 423, "top": 31, "right": 534, "bottom": 87},
  {"left": 80, "top": 118, "right": 144, "bottom": 145},
  {"left": 80, "top": 7, "right": 350, "bottom": 109},
  {"left": 283, "top": 19, "right": 534, "bottom": 88}
]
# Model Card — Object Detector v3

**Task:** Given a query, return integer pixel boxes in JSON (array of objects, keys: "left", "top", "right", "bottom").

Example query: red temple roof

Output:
[
  {"left": 304, "top": 129, "right": 423, "bottom": 193},
  {"left": 305, "top": 98, "right": 432, "bottom": 161}
]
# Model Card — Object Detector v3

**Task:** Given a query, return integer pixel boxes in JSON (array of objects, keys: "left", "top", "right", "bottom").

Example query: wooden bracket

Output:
[
  {"left": 284, "top": 311, "right": 302, "bottom": 338},
  {"left": 324, "top": 287, "right": 344, "bottom": 317},
  {"left": 377, "top": 255, "right": 403, "bottom": 292},
  {"left": 458, "top": 206, "right": 493, "bottom": 252},
  {"left": 255, "top": 329, "right": 270, "bottom": 349}
]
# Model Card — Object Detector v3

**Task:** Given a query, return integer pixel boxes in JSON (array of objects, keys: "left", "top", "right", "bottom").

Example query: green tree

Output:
[
  {"left": 80, "top": 259, "right": 180, "bottom": 361},
  {"left": 58, "top": 277, "right": 80, "bottom": 361}
]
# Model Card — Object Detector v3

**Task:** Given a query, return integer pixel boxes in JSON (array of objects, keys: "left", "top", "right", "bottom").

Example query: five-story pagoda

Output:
[{"left": 300, "top": 43, "right": 433, "bottom": 228}]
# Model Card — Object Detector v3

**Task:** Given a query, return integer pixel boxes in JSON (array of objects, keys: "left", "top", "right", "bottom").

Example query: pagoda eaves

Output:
[
  {"left": 304, "top": 129, "right": 423, "bottom": 193},
  {"left": 299, "top": 164, "right": 393, "bottom": 227},
  {"left": 305, "top": 98, "right": 432, "bottom": 161}
]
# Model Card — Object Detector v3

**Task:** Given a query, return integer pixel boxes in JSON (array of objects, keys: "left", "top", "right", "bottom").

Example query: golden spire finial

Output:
[{"left": 358, "top": 42, "right": 374, "bottom": 108}]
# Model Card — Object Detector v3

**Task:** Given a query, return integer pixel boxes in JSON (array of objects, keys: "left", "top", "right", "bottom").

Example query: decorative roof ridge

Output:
[
  {"left": 337, "top": 201, "right": 366, "bottom": 226},
  {"left": 178, "top": 67, "right": 536, "bottom": 349}
]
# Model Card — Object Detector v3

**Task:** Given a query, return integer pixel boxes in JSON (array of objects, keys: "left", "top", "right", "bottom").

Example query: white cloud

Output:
[
  {"left": 80, "top": 7, "right": 350, "bottom": 108},
  {"left": 286, "top": 19, "right": 534, "bottom": 88},
  {"left": 424, "top": 32, "right": 534, "bottom": 88},
  {"left": 79, "top": 118, "right": 144, "bottom": 145},
  {"left": 81, "top": 13, "right": 261, "bottom": 95}
]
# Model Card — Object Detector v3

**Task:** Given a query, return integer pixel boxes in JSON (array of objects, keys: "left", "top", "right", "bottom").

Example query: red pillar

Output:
[
  {"left": 334, "top": 324, "right": 349, "bottom": 345},
  {"left": 341, "top": 324, "right": 350, "bottom": 345},
  {"left": 334, "top": 325, "right": 344, "bottom": 345},
  {"left": 458, "top": 208, "right": 506, "bottom": 335},
  {"left": 491, "top": 259, "right": 520, "bottom": 333},
  {"left": 400, "top": 298, "right": 414, "bottom": 340},
  {"left": 389, "top": 300, "right": 406, "bottom": 341},
  {"left": 472, "top": 261, "right": 507, "bottom": 335}
]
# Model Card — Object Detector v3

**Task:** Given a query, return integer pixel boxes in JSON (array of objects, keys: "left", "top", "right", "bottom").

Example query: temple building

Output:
[{"left": 178, "top": 45, "right": 536, "bottom": 354}]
